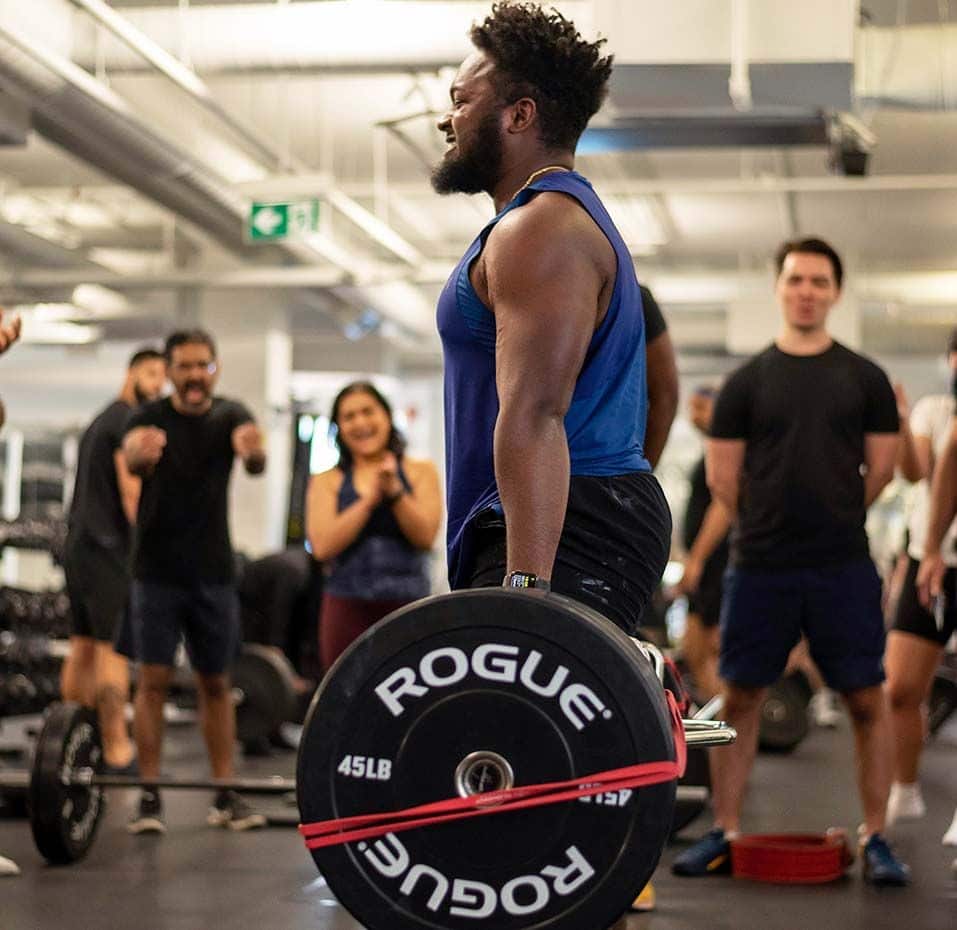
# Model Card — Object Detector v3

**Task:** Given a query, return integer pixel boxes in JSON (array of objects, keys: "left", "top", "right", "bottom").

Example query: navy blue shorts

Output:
[
  {"left": 719, "top": 558, "right": 885, "bottom": 693},
  {"left": 128, "top": 581, "right": 240, "bottom": 675}
]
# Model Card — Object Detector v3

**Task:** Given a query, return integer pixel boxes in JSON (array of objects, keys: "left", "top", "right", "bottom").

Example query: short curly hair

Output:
[{"left": 470, "top": 2, "right": 613, "bottom": 151}]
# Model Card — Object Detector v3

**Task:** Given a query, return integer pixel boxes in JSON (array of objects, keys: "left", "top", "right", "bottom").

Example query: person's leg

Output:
[
  {"left": 709, "top": 682, "right": 768, "bottom": 834},
  {"left": 60, "top": 636, "right": 96, "bottom": 706},
  {"left": 885, "top": 632, "right": 942, "bottom": 775},
  {"left": 673, "top": 566, "right": 800, "bottom": 876},
  {"left": 195, "top": 670, "right": 235, "bottom": 779},
  {"left": 133, "top": 663, "right": 174, "bottom": 781},
  {"left": 128, "top": 581, "right": 183, "bottom": 782},
  {"left": 92, "top": 643, "right": 134, "bottom": 769},
  {"left": 320, "top": 594, "right": 401, "bottom": 670},
  {"left": 804, "top": 558, "right": 908, "bottom": 884},
  {"left": 682, "top": 613, "right": 721, "bottom": 702},
  {"left": 841, "top": 685, "right": 893, "bottom": 835},
  {"left": 884, "top": 557, "right": 955, "bottom": 821}
]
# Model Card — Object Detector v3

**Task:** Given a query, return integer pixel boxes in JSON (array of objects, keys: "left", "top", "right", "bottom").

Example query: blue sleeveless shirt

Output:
[
  {"left": 325, "top": 462, "right": 431, "bottom": 601},
  {"left": 437, "top": 169, "right": 651, "bottom": 588}
]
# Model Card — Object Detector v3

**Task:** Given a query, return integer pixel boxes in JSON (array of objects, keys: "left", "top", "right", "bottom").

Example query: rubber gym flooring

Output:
[{"left": 1, "top": 711, "right": 954, "bottom": 930}]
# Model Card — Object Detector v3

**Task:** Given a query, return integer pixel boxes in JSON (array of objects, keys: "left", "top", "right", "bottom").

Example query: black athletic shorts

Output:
[
  {"left": 62, "top": 534, "right": 130, "bottom": 643},
  {"left": 892, "top": 556, "right": 957, "bottom": 646},
  {"left": 466, "top": 471, "right": 672, "bottom": 635}
]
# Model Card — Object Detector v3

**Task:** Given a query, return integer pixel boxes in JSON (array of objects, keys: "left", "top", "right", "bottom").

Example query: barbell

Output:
[{"left": 0, "top": 701, "right": 297, "bottom": 865}]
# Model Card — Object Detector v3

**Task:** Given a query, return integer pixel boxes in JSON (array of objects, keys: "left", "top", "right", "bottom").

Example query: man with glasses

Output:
[{"left": 122, "top": 329, "right": 267, "bottom": 834}]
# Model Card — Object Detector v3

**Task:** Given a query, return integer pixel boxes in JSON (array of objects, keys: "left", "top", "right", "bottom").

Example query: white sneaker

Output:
[
  {"left": 886, "top": 782, "right": 926, "bottom": 826},
  {"left": 0, "top": 855, "right": 20, "bottom": 877},
  {"left": 943, "top": 807, "right": 957, "bottom": 846},
  {"left": 809, "top": 689, "right": 841, "bottom": 728}
]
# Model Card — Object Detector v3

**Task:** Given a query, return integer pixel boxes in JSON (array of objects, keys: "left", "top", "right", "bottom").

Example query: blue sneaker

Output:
[
  {"left": 672, "top": 828, "right": 732, "bottom": 876},
  {"left": 862, "top": 833, "right": 910, "bottom": 886}
]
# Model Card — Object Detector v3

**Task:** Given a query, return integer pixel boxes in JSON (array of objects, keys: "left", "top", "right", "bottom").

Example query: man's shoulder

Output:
[{"left": 829, "top": 340, "right": 886, "bottom": 376}]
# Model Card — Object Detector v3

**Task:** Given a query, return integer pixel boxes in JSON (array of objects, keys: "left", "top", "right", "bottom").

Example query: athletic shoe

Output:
[
  {"left": 809, "top": 690, "right": 841, "bottom": 728},
  {"left": 207, "top": 790, "right": 267, "bottom": 831},
  {"left": 886, "top": 782, "right": 926, "bottom": 826},
  {"left": 861, "top": 833, "right": 910, "bottom": 886},
  {"left": 0, "top": 855, "right": 20, "bottom": 877},
  {"left": 943, "top": 806, "right": 957, "bottom": 846},
  {"left": 672, "top": 829, "right": 732, "bottom": 876},
  {"left": 629, "top": 881, "right": 656, "bottom": 911},
  {"left": 128, "top": 789, "right": 166, "bottom": 834}
]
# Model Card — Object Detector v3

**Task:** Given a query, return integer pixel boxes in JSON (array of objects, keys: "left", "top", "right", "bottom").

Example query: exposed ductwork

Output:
[{"left": 0, "top": 25, "right": 279, "bottom": 261}]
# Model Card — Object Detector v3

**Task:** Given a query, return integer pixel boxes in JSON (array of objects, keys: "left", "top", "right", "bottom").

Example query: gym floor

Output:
[{"left": 1, "top": 712, "right": 954, "bottom": 930}]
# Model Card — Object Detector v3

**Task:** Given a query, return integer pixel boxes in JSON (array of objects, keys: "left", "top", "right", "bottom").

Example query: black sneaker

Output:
[
  {"left": 207, "top": 790, "right": 267, "bottom": 831},
  {"left": 128, "top": 789, "right": 166, "bottom": 835}
]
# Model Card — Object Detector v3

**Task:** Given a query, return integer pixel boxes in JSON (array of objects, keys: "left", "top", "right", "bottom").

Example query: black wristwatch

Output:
[{"left": 503, "top": 571, "right": 551, "bottom": 592}]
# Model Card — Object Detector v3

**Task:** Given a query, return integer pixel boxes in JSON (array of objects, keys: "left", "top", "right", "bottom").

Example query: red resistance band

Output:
[{"left": 300, "top": 690, "right": 687, "bottom": 852}]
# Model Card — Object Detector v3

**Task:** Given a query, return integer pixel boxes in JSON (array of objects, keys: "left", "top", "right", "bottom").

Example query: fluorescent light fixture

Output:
[
  {"left": 20, "top": 318, "right": 101, "bottom": 344},
  {"left": 72, "top": 284, "right": 132, "bottom": 318}
]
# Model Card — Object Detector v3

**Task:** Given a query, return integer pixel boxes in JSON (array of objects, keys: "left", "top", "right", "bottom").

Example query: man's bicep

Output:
[
  {"left": 865, "top": 432, "right": 899, "bottom": 473},
  {"left": 707, "top": 439, "right": 746, "bottom": 483},
  {"left": 489, "top": 242, "right": 599, "bottom": 413}
]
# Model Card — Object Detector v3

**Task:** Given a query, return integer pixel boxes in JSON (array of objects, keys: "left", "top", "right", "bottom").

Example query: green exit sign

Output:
[{"left": 248, "top": 199, "right": 320, "bottom": 241}]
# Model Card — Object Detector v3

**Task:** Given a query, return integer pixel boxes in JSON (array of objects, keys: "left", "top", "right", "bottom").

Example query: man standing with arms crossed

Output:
[
  {"left": 672, "top": 237, "right": 909, "bottom": 885},
  {"left": 61, "top": 348, "right": 166, "bottom": 773},
  {"left": 123, "top": 329, "right": 267, "bottom": 834}
]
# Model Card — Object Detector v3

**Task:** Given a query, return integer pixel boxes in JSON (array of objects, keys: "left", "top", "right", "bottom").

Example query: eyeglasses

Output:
[{"left": 171, "top": 361, "right": 217, "bottom": 375}]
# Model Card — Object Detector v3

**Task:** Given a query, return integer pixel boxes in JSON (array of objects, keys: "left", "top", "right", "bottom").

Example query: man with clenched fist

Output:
[{"left": 122, "top": 329, "right": 267, "bottom": 835}]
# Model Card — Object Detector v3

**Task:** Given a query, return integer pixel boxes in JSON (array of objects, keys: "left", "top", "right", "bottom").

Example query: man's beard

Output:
[{"left": 431, "top": 111, "right": 504, "bottom": 196}]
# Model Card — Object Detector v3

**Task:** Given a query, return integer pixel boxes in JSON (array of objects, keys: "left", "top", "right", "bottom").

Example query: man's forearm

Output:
[
  {"left": 494, "top": 410, "right": 569, "bottom": 581},
  {"left": 864, "top": 469, "right": 894, "bottom": 508},
  {"left": 896, "top": 421, "right": 924, "bottom": 482}
]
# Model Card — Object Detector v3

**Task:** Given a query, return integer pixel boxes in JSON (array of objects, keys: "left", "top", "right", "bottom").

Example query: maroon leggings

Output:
[{"left": 319, "top": 593, "right": 414, "bottom": 670}]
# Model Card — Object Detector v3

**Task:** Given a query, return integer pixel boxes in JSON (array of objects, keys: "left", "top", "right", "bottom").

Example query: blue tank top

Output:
[
  {"left": 437, "top": 169, "right": 651, "bottom": 588},
  {"left": 325, "top": 462, "right": 431, "bottom": 601}
]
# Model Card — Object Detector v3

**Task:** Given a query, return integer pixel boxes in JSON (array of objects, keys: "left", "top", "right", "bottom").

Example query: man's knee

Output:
[
  {"left": 197, "top": 673, "right": 230, "bottom": 700},
  {"left": 842, "top": 686, "right": 885, "bottom": 726},
  {"left": 722, "top": 683, "right": 767, "bottom": 719}
]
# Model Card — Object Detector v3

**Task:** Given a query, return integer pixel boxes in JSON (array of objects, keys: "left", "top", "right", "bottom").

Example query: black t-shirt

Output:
[
  {"left": 127, "top": 397, "right": 254, "bottom": 584},
  {"left": 710, "top": 341, "right": 898, "bottom": 569},
  {"left": 68, "top": 400, "right": 132, "bottom": 550},
  {"left": 640, "top": 285, "right": 667, "bottom": 343}
]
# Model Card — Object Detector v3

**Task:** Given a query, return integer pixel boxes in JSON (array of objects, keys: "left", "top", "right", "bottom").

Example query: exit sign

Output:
[{"left": 248, "top": 199, "right": 320, "bottom": 241}]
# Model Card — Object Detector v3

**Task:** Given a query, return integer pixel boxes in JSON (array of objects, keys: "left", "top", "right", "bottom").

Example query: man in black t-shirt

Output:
[
  {"left": 61, "top": 348, "right": 166, "bottom": 773},
  {"left": 122, "top": 329, "right": 267, "bottom": 834},
  {"left": 673, "top": 238, "right": 909, "bottom": 886}
]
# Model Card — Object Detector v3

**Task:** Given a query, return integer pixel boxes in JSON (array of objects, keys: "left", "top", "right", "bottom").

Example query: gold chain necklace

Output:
[{"left": 511, "top": 164, "right": 571, "bottom": 201}]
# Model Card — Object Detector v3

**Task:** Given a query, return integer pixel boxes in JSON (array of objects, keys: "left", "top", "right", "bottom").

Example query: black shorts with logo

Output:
[{"left": 465, "top": 472, "right": 672, "bottom": 635}]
